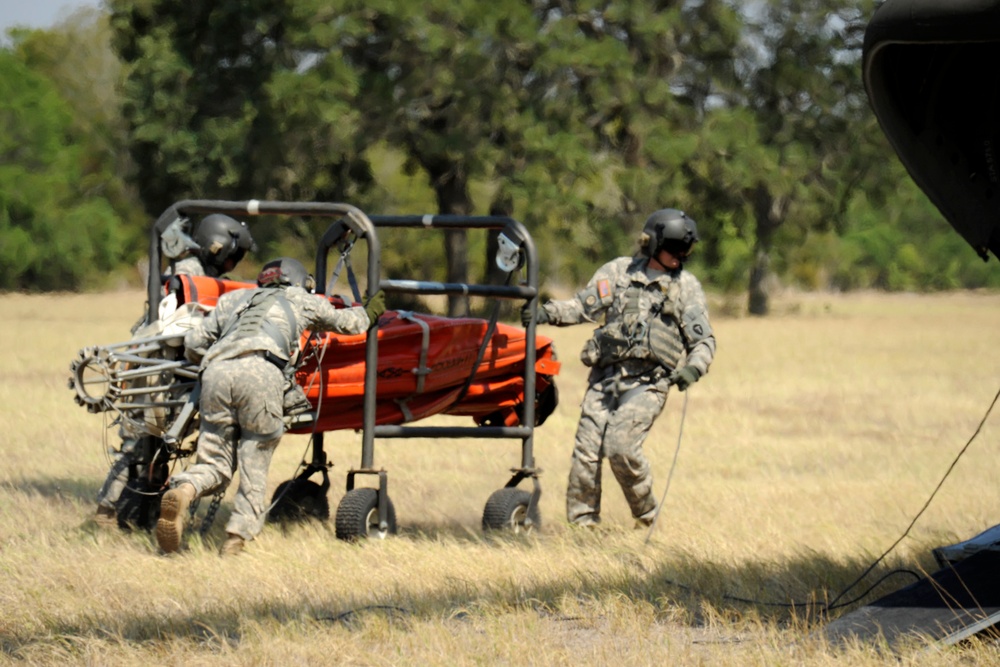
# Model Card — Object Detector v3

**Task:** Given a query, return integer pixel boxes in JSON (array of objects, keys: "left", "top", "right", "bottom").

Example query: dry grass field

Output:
[{"left": 4, "top": 288, "right": 1000, "bottom": 665}]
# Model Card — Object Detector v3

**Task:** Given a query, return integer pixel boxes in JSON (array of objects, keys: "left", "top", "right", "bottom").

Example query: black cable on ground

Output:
[
  {"left": 317, "top": 605, "right": 412, "bottom": 626},
  {"left": 824, "top": 382, "right": 1000, "bottom": 611},
  {"left": 655, "top": 382, "right": 1000, "bottom": 614}
]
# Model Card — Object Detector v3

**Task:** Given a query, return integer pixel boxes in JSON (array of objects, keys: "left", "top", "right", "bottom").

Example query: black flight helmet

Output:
[
  {"left": 193, "top": 214, "right": 255, "bottom": 276},
  {"left": 639, "top": 208, "right": 699, "bottom": 259}
]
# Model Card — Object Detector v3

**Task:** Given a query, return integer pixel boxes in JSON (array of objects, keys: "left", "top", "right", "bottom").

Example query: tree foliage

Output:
[
  {"left": 7, "top": 0, "right": 1000, "bottom": 298},
  {"left": 108, "top": 0, "right": 373, "bottom": 257},
  {"left": 0, "top": 31, "right": 134, "bottom": 291}
]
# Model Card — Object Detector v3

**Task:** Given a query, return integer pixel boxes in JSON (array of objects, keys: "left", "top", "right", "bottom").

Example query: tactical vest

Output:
[
  {"left": 221, "top": 288, "right": 299, "bottom": 366},
  {"left": 582, "top": 277, "right": 685, "bottom": 370}
]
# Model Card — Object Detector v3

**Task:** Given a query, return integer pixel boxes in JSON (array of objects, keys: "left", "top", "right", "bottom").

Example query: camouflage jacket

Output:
[
  {"left": 165, "top": 256, "right": 206, "bottom": 277},
  {"left": 542, "top": 256, "right": 716, "bottom": 383},
  {"left": 185, "top": 285, "right": 369, "bottom": 369}
]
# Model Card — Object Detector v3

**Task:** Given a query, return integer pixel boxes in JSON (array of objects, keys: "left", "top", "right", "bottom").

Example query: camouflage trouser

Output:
[
  {"left": 96, "top": 439, "right": 135, "bottom": 510},
  {"left": 169, "top": 355, "right": 285, "bottom": 541},
  {"left": 566, "top": 380, "right": 667, "bottom": 525}
]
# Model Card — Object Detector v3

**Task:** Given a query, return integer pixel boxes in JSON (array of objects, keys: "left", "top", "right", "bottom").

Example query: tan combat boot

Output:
[
  {"left": 156, "top": 483, "right": 196, "bottom": 553},
  {"left": 634, "top": 507, "right": 658, "bottom": 529},
  {"left": 219, "top": 533, "right": 245, "bottom": 557},
  {"left": 94, "top": 505, "right": 118, "bottom": 530}
]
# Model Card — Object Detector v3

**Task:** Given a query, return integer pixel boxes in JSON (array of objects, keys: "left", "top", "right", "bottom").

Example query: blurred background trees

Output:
[{"left": 2, "top": 0, "right": 998, "bottom": 308}]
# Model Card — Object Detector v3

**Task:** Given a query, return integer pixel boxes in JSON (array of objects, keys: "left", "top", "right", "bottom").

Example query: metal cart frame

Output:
[{"left": 145, "top": 200, "right": 545, "bottom": 537}]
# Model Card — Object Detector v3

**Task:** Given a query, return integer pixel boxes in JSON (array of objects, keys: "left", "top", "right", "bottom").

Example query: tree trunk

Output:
[
  {"left": 747, "top": 247, "right": 771, "bottom": 316},
  {"left": 428, "top": 162, "right": 472, "bottom": 317},
  {"left": 444, "top": 229, "right": 469, "bottom": 316},
  {"left": 747, "top": 184, "right": 788, "bottom": 316}
]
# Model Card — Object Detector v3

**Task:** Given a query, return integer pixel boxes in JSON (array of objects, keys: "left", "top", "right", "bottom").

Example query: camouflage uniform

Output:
[
  {"left": 166, "top": 255, "right": 206, "bottom": 277},
  {"left": 171, "top": 285, "right": 369, "bottom": 541},
  {"left": 541, "top": 255, "right": 715, "bottom": 526}
]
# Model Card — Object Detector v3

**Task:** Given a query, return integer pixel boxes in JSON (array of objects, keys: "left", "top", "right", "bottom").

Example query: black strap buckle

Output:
[{"left": 263, "top": 350, "right": 288, "bottom": 371}]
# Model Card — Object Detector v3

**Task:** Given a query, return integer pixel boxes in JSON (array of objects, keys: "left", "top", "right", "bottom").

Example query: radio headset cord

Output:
[
  {"left": 644, "top": 390, "right": 688, "bottom": 546},
  {"left": 648, "top": 382, "right": 1000, "bottom": 614}
]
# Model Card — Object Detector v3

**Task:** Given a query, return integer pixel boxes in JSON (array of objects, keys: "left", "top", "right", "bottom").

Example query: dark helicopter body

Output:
[
  {"left": 863, "top": 0, "right": 1000, "bottom": 261},
  {"left": 825, "top": 0, "right": 1000, "bottom": 647}
]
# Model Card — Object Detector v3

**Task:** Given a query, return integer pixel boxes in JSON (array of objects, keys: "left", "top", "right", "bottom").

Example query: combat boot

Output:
[
  {"left": 156, "top": 483, "right": 196, "bottom": 553},
  {"left": 94, "top": 505, "right": 118, "bottom": 530},
  {"left": 219, "top": 533, "right": 245, "bottom": 557},
  {"left": 634, "top": 507, "right": 658, "bottom": 529}
]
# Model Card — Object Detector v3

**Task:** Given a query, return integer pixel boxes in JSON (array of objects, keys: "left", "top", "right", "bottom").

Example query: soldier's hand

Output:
[
  {"left": 364, "top": 289, "right": 386, "bottom": 324},
  {"left": 520, "top": 304, "right": 549, "bottom": 328},
  {"left": 669, "top": 366, "right": 701, "bottom": 391}
]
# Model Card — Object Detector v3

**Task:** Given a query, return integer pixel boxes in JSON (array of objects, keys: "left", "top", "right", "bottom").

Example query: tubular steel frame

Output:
[{"left": 145, "top": 201, "right": 543, "bottom": 533}]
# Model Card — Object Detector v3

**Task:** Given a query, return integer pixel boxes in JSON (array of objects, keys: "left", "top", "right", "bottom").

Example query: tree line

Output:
[{"left": 3, "top": 1, "right": 999, "bottom": 313}]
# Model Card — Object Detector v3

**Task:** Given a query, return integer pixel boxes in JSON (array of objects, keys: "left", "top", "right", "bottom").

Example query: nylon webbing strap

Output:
[
  {"left": 346, "top": 261, "right": 362, "bottom": 304},
  {"left": 397, "top": 311, "right": 431, "bottom": 394},
  {"left": 395, "top": 398, "right": 415, "bottom": 422},
  {"left": 453, "top": 272, "right": 513, "bottom": 405},
  {"left": 327, "top": 248, "right": 363, "bottom": 304}
]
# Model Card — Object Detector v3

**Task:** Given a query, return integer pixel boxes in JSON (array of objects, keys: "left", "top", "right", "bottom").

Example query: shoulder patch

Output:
[{"left": 597, "top": 279, "right": 611, "bottom": 299}]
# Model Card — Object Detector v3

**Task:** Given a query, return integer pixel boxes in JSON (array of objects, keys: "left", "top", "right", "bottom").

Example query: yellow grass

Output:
[{"left": 3, "top": 289, "right": 1000, "bottom": 664}]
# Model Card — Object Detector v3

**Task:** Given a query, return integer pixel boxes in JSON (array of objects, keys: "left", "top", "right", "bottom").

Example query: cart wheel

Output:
[
  {"left": 268, "top": 479, "right": 330, "bottom": 523},
  {"left": 116, "top": 482, "right": 164, "bottom": 531},
  {"left": 335, "top": 488, "right": 397, "bottom": 541},
  {"left": 482, "top": 487, "right": 540, "bottom": 533},
  {"left": 116, "top": 439, "right": 170, "bottom": 531}
]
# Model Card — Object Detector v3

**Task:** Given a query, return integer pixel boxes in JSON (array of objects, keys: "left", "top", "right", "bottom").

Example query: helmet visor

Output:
[{"left": 659, "top": 238, "right": 694, "bottom": 259}]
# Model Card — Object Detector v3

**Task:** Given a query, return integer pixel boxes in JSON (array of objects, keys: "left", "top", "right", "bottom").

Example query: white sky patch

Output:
[{"left": 1, "top": 0, "right": 101, "bottom": 33}]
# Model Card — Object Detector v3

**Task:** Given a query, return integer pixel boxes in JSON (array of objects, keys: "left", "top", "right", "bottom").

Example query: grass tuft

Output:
[{"left": 4, "top": 290, "right": 1000, "bottom": 664}]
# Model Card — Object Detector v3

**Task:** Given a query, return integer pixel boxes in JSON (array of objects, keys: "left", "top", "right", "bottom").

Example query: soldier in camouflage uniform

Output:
[
  {"left": 523, "top": 209, "right": 716, "bottom": 528},
  {"left": 175, "top": 213, "right": 255, "bottom": 278},
  {"left": 155, "top": 257, "right": 386, "bottom": 556},
  {"left": 94, "top": 214, "right": 254, "bottom": 528}
]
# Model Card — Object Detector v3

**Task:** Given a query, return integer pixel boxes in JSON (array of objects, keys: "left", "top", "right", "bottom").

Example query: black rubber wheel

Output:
[
  {"left": 115, "top": 438, "right": 170, "bottom": 531},
  {"left": 535, "top": 382, "right": 559, "bottom": 426},
  {"left": 268, "top": 479, "right": 330, "bottom": 523},
  {"left": 482, "top": 487, "right": 540, "bottom": 533},
  {"left": 116, "top": 480, "right": 164, "bottom": 531},
  {"left": 335, "top": 488, "right": 397, "bottom": 541}
]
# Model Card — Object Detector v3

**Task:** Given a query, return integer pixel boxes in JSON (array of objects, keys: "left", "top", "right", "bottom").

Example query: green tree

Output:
[
  {"left": 11, "top": 8, "right": 147, "bottom": 264},
  {"left": 719, "top": 0, "right": 883, "bottom": 314},
  {"left": 495, "top": 1, "right": 746, "bottom": 284},
  {"left": 291, "top": 0, "right": 633, "bottom": 312},
  {"left": 0, "top": 49, "right": 127, "bottom": 289},
  {"left": 106, "top": 0, "right": 965, "bottom": 306},
  {"left": 108, "top": 0, "right": 372, "bottom": 235}
]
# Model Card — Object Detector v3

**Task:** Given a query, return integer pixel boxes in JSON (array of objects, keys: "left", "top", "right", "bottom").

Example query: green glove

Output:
[
  {"left": 364, "top": 289, "right": 386, "bottom": 324},
  {"left": 669, "top": 365, "right": 701, "bottom": 391},
  {"left": 520, "top": 304, "right": 549, "bottom": 328}
]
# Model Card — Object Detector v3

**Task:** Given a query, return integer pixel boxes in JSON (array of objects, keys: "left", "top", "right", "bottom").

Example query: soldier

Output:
[
  {"left": 523, "top": 209, "right": 716, "bottom": 528},
  {"left": 167, "top": 213, "right": 256, "bottom": 278},
  {"left": 155, "top": 257, "right": 386, "bottom": 556},
  {"left": 94, "top": 214, "right": 255, "bottom": 528}
]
